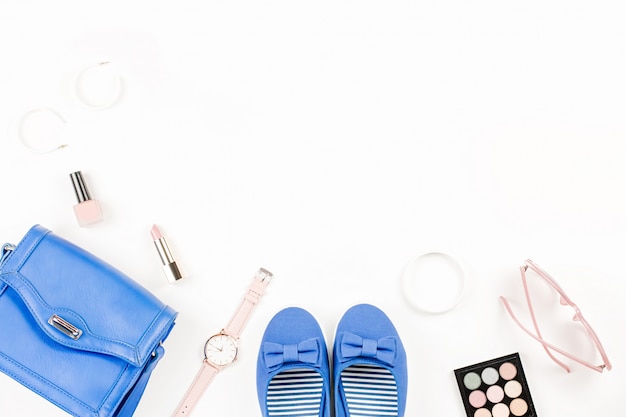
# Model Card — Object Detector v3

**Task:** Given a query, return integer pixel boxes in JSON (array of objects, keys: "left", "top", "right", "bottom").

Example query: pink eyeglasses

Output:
[{"left": 500, "top": 259, "right": 612, "bottom": 373}]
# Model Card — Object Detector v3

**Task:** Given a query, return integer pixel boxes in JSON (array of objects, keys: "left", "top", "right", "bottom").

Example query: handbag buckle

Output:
[
  {"left": 48, "top": 314, "right": 83, "bottom": 340},
  {"left": 2, "top": 244, "right": 15, "bottom": 252},
  {"left": 1, "top": 243, "right": 15, "bottom": 265}
]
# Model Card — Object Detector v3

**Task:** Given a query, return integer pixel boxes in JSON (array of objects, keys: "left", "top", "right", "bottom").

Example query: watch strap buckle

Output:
[{"left": 257, "top": 268, "right": 273, "bottom": 283}]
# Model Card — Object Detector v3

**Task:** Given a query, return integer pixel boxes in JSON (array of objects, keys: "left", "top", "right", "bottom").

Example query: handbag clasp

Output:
[
  {"left": 1, "top": 243, "right": 15, "bottom": 265},
  {"left": 48, "top": 314, "right": 83, "bottom": 340}
]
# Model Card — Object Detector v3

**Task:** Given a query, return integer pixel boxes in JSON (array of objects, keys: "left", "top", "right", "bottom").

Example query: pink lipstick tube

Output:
[{"left": 151, "top": 224, "right": 183, "bottom": 283}]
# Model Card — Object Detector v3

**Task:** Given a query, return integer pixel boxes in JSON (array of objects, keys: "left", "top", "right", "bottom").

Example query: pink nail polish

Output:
[{"left": 70, "top": 171, "right": 103, "bottom": 227}]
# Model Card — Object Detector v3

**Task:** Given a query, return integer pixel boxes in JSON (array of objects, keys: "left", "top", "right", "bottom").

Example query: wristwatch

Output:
[{"left": 171, "top": 268, "right": 273, "bottom": 417}]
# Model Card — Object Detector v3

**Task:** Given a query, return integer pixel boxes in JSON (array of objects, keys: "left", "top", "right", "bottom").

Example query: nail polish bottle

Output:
[{"left": 70, "top": 171, "right": 103, "bottom": 227}]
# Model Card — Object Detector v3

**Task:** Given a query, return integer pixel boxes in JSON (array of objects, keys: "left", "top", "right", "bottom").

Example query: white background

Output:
[{"left": 1, "top": 1, "right": 625, "bottom": 416}]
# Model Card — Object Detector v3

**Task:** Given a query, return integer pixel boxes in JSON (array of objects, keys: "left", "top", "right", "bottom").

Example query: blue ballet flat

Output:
[
  {"left": 257, "top": 307, "right": 331, "bottom": 417},
  {"left": 333, "top": 304, "right": 408, "bottom": 417}
]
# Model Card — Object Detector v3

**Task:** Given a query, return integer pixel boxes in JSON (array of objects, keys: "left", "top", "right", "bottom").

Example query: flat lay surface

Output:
[{"left": 1, "top": 1, "right": 625, "bottom": 416}]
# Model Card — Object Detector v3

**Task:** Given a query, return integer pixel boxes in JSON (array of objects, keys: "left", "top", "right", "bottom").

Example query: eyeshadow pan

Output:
[
  {"left": 487, "top": 385, "right": 504, "bottom": 403},
  {"left": 475, "top": 408, "right": 492, "bottom": 417},
  {"left": 499, "top": 362, "right": 517, "bottom": 380},
  {"left": 469, "top": 390, "right": 487, "bottom": 408},
  {"left": 510, "top": 398, "right": 529, "bottom": 416},
  {"left": 482, "top": 367, "right": 499, "bottom": 385},
  {"left": 464, "top": 372, "right": 482, "bottom": 389},
  {"left": 454, "top": 353, "right": 537, "bottom": 417},
  {"left": 492, "top": 403, "right": 510, "bottom": 417},
  {"left": 504, "top": 380, "right": 522, "bottom": 398}
]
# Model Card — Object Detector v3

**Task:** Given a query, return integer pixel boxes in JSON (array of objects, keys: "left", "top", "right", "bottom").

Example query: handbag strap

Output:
[{"left": 115, "top": 344, "right": 165, "bottom": 417}]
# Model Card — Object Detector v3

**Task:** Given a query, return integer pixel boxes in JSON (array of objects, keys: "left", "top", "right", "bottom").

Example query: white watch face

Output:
[{"left": 204, "top": 334, "right": 238, "bottom": 366}]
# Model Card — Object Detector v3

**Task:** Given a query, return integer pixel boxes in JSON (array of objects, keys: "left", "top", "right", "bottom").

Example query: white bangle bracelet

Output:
[{"left": 400, "top": 252, "right": 466, "bottom": 314}]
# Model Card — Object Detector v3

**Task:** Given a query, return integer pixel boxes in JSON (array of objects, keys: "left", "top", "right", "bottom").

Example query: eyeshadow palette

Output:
[{"left": 454, "top": 353, "right": 537, "bottom": 417}]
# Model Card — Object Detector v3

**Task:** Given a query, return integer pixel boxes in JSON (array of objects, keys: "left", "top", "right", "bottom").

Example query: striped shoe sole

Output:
[
  {"left": 340, "top": 364, "right": 398, "bottom": 417},
  {"left": 267, "top": 368, "right": 325, "bottom": 417}
]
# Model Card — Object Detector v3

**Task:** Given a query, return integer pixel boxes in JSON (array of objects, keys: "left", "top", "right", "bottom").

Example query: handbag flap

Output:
[{"left": 0, "top": 225, "right": 177, "bottom": 368}]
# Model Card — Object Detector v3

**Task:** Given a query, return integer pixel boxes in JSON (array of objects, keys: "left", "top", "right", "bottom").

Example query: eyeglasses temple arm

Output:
[
  {"left": 573, "top": 313, "right": 612, "bottom": 371},
  {"left": 499, "top": 295, "right": 606, "bottom": 373},
  {"left": 520, "top": 266, "right": 571, "bottom": 372},
  {"left": 526, "top": 262, "right": 612, "bottom": 372}
]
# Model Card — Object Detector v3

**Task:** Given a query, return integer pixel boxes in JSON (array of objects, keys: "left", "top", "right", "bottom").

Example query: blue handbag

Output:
[{"left": 0, "top": 225, "right": 178, "bottom": 417}]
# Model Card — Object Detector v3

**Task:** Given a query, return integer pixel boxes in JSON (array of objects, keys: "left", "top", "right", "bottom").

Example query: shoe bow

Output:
[
  {"left": 338, "top": 332, "right": 396, "bottom": 365},
  {"left": 263, "top": 337, "right": 322, "bottom": 369}
]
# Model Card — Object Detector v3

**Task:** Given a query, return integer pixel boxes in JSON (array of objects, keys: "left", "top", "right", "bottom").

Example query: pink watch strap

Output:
[
  {"left": 170, "top": 268, "right": 273, "bottom": 417},
  {"left": 223, "top": 268, "right": 273, "bottom": 338},
  {"left": 171, "top": 361, "right": 218, "bottom": 417}
]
